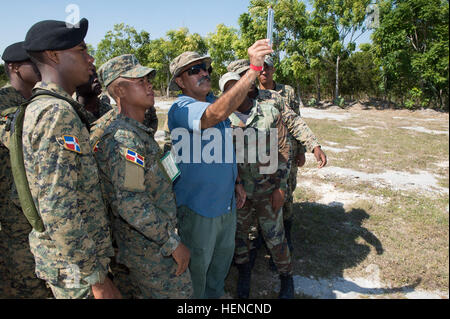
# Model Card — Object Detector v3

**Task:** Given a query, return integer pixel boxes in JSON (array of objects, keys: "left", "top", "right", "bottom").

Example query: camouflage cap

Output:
[
  {"left": 227, "top": 59, "right": 250, "bottom": 75},
  {"left": 264, "top": 56, "right": 274, "bottom": 67},
  {"left": 98, "top": 54, "right": 156, "bottom": 87},
  {"left": 219, "top": 72, "right": 241, "bottom": 92},
  {"left": 169, "top": 51, "right": 212, "bottom": 91}
]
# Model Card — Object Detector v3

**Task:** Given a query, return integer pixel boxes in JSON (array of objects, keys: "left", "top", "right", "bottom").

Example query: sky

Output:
[{"left": 0, "top": 0, "right": 373, "bottom": 58}]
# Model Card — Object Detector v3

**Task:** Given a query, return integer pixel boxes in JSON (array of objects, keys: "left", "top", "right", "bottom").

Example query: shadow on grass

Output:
[
  {"left": 289, "top": 201, "right": 421, "bottom": 298},
  {"left": 293, "top": 202, "right": 383, "bottom": 278},
  {"left": 225, "top": 201, "right": 421, "bottom": 298}
]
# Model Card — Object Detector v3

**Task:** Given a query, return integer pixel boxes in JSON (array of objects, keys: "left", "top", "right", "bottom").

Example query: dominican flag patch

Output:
[
  {"left": 62, "top": 135, "right": 82, "bottom": 154},
  {"left": 125, "top": 149, "right": 145, "bottom": 168}
]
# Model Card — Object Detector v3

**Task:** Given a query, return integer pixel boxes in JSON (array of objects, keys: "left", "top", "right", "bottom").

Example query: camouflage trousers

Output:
[
  {"left": 0, "top": 200, "right": 51, "bottom": 299},
  {"left": 235, "top": 196, "right": 292, "bottom": 275},
  {"left": 283, "top": 164, "right": 298, "bottom": 223},
  {"left": 111, "top": 220, "right": 193, "bottom": 299}
]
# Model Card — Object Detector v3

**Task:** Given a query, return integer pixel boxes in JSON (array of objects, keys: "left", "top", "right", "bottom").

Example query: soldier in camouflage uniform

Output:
[
  {"left": 21, "top": 18, "right": 120, "bottom": 299},
  {"left": 228, "top": 60, "right": 327, "bottom": 257},
  {"left": 0, "top": 42, "right": 52, "bottom": 298},
  {"left": 76, "top": 65, "right": 113, "bottom": 122},
  {"left": 221, "top": 72, "right": 294, "bottom": 298},
  {"left": 94, "top": 54, "right": 192, "bottom": 299},
  {"left": 259, "top": 56, "right": 306, "bottom": 253}
]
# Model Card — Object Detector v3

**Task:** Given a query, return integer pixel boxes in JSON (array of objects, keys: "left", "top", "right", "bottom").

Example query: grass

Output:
[{"left": 155, "top": 100, "right": 449, "bottom": 298}]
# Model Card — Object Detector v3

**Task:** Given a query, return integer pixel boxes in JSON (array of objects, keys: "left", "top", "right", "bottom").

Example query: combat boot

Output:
[
  {"left": 284, "top": 219, "right": 293, "bottom": 253},
  {"left": 236, "top": 262, "right": 252, "bottom": 299},
  {"left": 278, "top": 274, "right": 294, "bottom": 299}
]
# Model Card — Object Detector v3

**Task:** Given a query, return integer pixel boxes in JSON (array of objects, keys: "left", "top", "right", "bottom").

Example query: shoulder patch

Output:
[
  {"left": 62, "top": 135, "right": 82, "bottom": 154},
  {"left": 124, "top": 148, "right": 145, "bottom": 168}
]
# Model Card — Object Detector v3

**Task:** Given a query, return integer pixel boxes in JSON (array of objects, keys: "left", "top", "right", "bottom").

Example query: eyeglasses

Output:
[{"left": 184, "top": 63, "right": 213, "bottom": 76}]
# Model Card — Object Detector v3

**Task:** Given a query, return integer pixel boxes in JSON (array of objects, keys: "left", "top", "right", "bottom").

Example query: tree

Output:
[
  {"left": 312, "top": 0, "right": 372, "bottom": 102},
  {"left": 0, "top": 64, "right": 7, "bottom": 87},
  {"left": 95, "top": 23, "right": 150, "bottom": 67},
  {"left": 372, "top": 0, "right": 449, "bottom": 109},
  {"left": 146, "top": 28, "right": 207, "bottom": 96},
  {"left": 206, "top": 24, "right": 241, "bottom": 90}
]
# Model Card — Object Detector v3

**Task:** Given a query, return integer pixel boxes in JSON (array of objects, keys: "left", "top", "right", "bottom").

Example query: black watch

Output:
[{"left": 235, "top": 180, "right": 243, "bottom": 185}]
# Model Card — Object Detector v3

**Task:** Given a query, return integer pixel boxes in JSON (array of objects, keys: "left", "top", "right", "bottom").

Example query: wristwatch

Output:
[{"left": 235, "top": 179, "right": 243, "bottom": 185}]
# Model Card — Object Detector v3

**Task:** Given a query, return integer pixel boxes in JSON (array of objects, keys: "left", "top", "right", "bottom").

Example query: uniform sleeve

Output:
[
  {"left": 274, "top": 112, "right": 290, "bottom": 192},
  {"left": 104, "top": 129, "right": 180, "bottom": 257},
  {"left": 275, "top": 95, "right": 321, "bottom": 153},
  {"left": 28, "top": 104, "right": 107, "bottom": 285}
]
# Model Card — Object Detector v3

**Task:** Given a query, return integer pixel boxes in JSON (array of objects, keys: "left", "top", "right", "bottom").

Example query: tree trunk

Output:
[
  {"left": 316, "top": 72, "right": 321, "bottom": 103},
  {"left": 166, "top": 71, "right": 171, "bottom": 98},
  {"left": 297, "top": 84, "right": 304, "bottom": 107},
  {"left": 335, "top": 55, "right": 340, "bottom": 100}
]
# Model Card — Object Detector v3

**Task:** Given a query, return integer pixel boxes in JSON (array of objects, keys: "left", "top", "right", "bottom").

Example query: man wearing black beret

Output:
[
  {"left": 19, "top": 18, "right": 121, "bottom": 299},
  {"left": 0, "top": 42, "right": 51, "bottom": 298}
]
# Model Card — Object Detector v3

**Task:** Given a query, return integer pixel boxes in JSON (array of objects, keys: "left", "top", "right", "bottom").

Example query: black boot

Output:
[
  {"left": 284, "top": 219, "right": 293, "bottom": 253},
  {"left": 278, "top": 274, "right": 294, "bottom": 299},
  {"left": 236, "top": 262, "right": 252, "bottom": 299}
]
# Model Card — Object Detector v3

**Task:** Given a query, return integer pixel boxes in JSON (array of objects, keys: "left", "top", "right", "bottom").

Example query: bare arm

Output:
[{"left": 201, "top": 39, "right": 273, "bottom": 129}]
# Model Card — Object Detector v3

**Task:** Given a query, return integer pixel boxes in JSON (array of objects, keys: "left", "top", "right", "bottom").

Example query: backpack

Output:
[{"left": 8, "top": 90, "right": 92, "bottom": 232}]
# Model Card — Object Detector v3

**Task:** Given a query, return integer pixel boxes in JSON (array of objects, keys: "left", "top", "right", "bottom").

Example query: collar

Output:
[
  {"left": 116, "top": 112, "right": 152, "bottom": 134},
  {"left": 33, "top": 82, "right": 75, "bottom": 101}
]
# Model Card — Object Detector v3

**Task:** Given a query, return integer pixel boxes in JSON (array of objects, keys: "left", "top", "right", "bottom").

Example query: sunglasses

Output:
[{"left": 184, "top": 63, "right": 213, "bottom": 76}]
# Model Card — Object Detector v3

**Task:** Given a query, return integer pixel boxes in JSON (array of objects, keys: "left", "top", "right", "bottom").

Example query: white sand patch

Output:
[
  {"left": 324, "top": 141, "right": 340, "bottom": 146},
  {"left": 303, "top": 166, "right": 448, "bottom": 194},
  {"left": 400, "top": 126, "right": 449, "bottom": 135},
  {"left": 301, "top": 108, "right": 353, "bottom": 122},
  {"left": 346, "top": 146, "right": 362, "bottom": 150},
  {"left": 299, "top": 180, "right": 386, "bottom": 207},
  {"left": 289, "top": 264, "right": 449, "bottom": 299},
  {"left": 154, "top": 130, "right": 165, "bottom": 142},
  {"left": 433, "top": 161, "right": 449, "bottom": 168},
  {"left": 324, "top": 146, "right": 349, "bottom": 153},
  {"left": 154, "top": 98, "right": 175, "bottom": 110}
]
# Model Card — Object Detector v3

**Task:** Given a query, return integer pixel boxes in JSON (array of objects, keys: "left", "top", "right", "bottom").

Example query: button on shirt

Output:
[{"left": 168, "top": 94, "right": 237, "bottom": 218}]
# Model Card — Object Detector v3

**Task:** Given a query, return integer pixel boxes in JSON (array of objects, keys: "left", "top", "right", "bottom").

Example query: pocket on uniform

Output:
[{"left": 123, "top": 161, "right": 145, "bottom": 192}]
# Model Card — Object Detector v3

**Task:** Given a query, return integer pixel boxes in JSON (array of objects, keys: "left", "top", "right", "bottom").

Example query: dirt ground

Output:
[{"left": 154, "top": 99, "right": 449, "bottom": 299}]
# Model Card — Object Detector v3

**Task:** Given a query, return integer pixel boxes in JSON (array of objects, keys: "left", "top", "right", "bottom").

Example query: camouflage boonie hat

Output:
[
  {"left": 219, "top": 72, "right": 241, "bottom": 92},
  {"left": 169, "top": 51, "right": 212, "bottom": 91},
  {"left": 227, "top": 59, "right": 250, "bottom": 75},
  {"left": 98, "top": 54, "right": 156, "bottom": 87}
]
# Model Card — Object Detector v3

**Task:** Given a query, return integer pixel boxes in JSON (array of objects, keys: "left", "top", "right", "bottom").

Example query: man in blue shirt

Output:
[{"left": 167, "top": 40, "right": 273, "bottom": 299}]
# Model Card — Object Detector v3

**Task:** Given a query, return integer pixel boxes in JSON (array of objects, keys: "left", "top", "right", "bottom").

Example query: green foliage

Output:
[
  {"left": 0, "top": 64, "right": 7, "bottom": 87},
  {"left": 91, "top": 0, "right": 448, "bottom": 110},
  {"left": 206, "top": 24, "right": 240, "bottom": 89},
  {"left": 94, "top": 23, "right": 150, "bottom": 67},
  {"left": 372, "top": 0, "right": 449, "bottom": 109},
  {"left": 146, "top": 28, "right": 207, "bottom": 96}
]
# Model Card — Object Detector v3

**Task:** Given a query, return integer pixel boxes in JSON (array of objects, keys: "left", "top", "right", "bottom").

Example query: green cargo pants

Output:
[{"left": 177, "top": 205, "right": 236, "bottom": 299}]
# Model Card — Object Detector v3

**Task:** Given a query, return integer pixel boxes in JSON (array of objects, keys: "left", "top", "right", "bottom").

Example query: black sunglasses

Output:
[{"left": 184, "top": 63, "right": 213, "bottom": 76}]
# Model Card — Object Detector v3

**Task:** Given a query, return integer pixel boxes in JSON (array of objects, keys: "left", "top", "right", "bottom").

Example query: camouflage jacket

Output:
[
  {"left": 92, "top": 113, "right": 180, "bottom": 260},
  {"left": 0, "top": 85, "right": 27, "bottom": 231},
  {"left": 229, "top": 99, "right": 290, "bottom": 198},
  {"left": 143, "top": 106, "right": 158, "bottom": 136},
  {"left": 256, "top": 89, "right": 320, "bottom": 153},
  {"left": 273, "top": 83, "right": 307, "bottom": 156},
  {"left": 0, "top": 85, "right": 26, "bottom": 149},
  {"left": 22, "top": 82, "right": 114, "bottom": 286}
]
